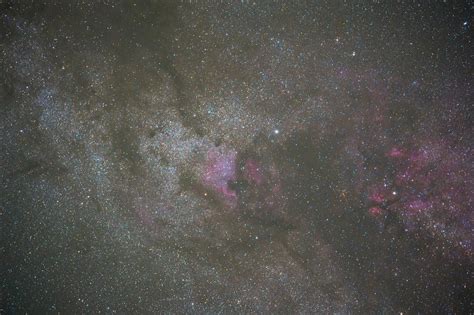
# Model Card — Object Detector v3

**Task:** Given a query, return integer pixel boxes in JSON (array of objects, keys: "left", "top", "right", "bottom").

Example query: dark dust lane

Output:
[{"left": 1, "top": 1, "right": 472, "bottom": 313}]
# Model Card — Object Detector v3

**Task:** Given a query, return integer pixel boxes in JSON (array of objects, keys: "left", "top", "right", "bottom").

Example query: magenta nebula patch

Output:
[{"left": 201, "top": 148, "right": 238, "bottom": 205}]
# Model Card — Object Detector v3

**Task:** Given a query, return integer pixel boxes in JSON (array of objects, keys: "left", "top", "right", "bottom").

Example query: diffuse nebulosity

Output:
[{"left": 1, "top": 1, "right": 472, "bottom": 313}]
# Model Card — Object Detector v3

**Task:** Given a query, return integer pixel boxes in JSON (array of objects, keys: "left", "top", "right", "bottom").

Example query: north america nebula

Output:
[{"left": 1, "top": 1, "right": 473, "bottom": 313}]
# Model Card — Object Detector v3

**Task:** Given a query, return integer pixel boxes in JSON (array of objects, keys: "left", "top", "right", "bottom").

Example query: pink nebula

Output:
[
  {"left": 368, "top": 185, "right": 389, "bottom": 204},
  {"left": 368, "top": 206, "right": 383, "bottom": 217},
  {"left": 387, "top": 147, "right": 404, "bottom": 158},
  {"left": 201, "top": 148, "right": 237, "bottom": 205}
]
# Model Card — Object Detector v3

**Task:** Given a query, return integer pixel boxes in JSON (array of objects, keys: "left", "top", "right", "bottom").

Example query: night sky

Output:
[{"left": 1, "top": 1, "right": 473, "bottom": 313}]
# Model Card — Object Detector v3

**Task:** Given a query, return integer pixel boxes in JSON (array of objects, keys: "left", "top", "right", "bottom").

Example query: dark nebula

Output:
[{"left": 1, "top": 1, "right": 473, "bottom": 313}]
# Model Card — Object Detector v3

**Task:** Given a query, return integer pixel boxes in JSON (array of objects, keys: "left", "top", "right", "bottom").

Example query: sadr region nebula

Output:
[{"left": 1, "top": 1, "right": 473, "bottom": 313}]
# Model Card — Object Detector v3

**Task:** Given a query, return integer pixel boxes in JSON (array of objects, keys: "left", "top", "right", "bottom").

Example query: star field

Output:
[{"left": 1, "top": 1, "right": 473, "bottom": 313}]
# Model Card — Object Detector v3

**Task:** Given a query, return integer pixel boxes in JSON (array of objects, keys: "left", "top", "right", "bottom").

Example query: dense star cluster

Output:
[{"left": 1, "top": 1, "right": 473, "bottom": 313}]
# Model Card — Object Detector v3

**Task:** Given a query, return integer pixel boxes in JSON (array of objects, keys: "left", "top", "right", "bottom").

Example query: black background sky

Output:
[{"left": 1, "top": 1, "right": 473, "bottom": 313}]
